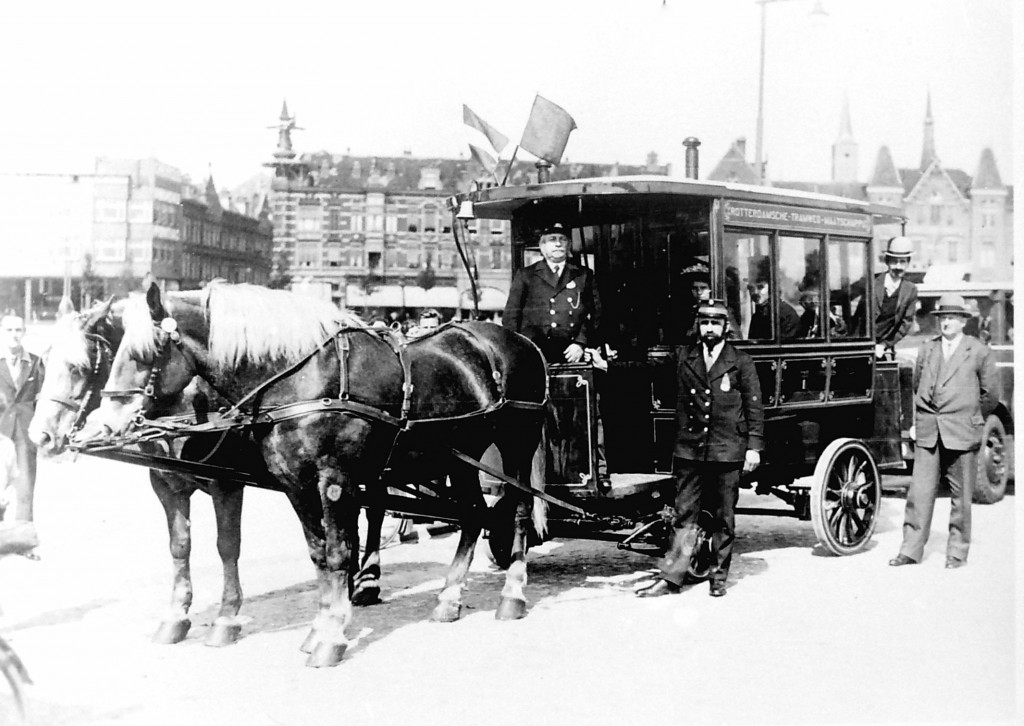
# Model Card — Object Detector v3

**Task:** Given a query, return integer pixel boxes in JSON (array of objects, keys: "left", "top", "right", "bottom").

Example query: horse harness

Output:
[{"left": 47, "top": 332, "right": 114, "bottom": 434}]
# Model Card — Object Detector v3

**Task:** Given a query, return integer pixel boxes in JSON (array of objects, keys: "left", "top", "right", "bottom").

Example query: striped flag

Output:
[
  {"left": 520, "top": 95, "right": 577, "bottom": 165},
  {"left": 468, "top": 144, "right": 499, "bottom": 175},
  {"left": 463, "top": 105, "right": 509, "bottom": 154}
]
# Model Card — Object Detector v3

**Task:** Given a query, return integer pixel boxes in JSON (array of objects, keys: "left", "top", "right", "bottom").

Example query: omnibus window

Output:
[
  {"left": 723, "top": 232, "right": 771, "bottom": 341},
  {"left": 778, "top": 235, "right": 821, "bottom": 341},
  {"left": 828, "top": 238, "right": 869, "bottom": 340}
]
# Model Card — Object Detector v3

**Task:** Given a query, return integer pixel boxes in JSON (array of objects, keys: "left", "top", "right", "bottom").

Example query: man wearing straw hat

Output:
[{"left": 889, "top": 293, "right": 997, "bottom": 569}]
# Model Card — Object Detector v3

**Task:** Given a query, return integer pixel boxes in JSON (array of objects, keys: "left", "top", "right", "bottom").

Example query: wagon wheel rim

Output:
[
  {"left": 983, "top": 430, "right": 1007, "bottom": 484},
  {"left": 811, "top": 440, "right": 880, "bottom": 555}
]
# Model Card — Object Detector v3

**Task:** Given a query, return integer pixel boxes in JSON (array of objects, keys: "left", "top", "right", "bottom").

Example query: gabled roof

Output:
[
  {"left": 903, "top": 161, "right": 969, "bottom": 204},
  {"left": 868, "top": 146, "right": 901, "bottom": 188},
  {"left": 972, "top": 148, "right": 1004, "bottom": 190},
  {"left": 707, "top": 140, "right": 758, "bottom": 185}
]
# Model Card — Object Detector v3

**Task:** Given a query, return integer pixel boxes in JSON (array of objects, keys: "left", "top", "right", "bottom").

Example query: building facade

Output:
[
  {"left": 709, "top": 96, "right": 1014, "bottom": 282},
  {"left": 0, "top": 158, "right": 272, "bottom": 319},
  {"left": 265, "top": 102, "right": 668, "bottom": 320}
]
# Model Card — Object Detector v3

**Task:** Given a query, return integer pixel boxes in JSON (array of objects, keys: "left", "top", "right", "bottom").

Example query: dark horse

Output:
[
  {"left": 77, "top": 282, "right": 548, "bottom": 667},
  {"left": 28, "top": 296, "right": 391, "bottom": 648}
]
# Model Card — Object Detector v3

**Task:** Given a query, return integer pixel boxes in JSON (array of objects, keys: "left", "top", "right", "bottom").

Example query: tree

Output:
[
  {"left": 80, "top": 253, "right": 106, "bottom": 308},
  {"left": 416, "top": 252, "right": 436, "bottom": 291},
  {"left": 268, "top": 249, "right": 293, "bottom": 289}
]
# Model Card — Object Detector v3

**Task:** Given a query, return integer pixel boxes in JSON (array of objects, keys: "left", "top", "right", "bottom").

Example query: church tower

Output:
[
  {"left": 831, "top": 96, "right": 858, "bottom": 182},
  {"left": 969, "top": 148, "right": 1009, "bottom": 278}
]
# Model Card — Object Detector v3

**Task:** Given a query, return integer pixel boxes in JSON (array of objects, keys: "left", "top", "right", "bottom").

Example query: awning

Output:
[
  {"left": 460, "top": 286, "right": 508, "bottom": 311},
  {"left": 345, "top": 285, "right": 459, "bottom": 309}
]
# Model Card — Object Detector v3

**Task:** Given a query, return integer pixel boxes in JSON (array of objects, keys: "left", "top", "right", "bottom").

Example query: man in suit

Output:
[
  {"left": 870, "top": 236, "right": 918, "bottom": 358},
  {"left": 636, "top": 300, "right": 763, "bottom": 598},
  {"left": 889, "top": 294, "right": 997, "bottom": 569},
  {"left": 503, "top": 222, "right": 601, "bottom": 364},
  {"left": 0, "top": 313, "right": 44, "bottom": 558}
]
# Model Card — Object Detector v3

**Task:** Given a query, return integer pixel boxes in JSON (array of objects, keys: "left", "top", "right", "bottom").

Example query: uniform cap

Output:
[
  {"left": 696, "top": 299, "right": 730, "bottom": 320},
  {"left": 884, "top": 236, "right": 914, "bottom": 259},
  {"left": 539, "top": 222, "right": 569, "bottom": 239},
  {"left": 930, "top": 293, "right": 972, "bottom": 317}
]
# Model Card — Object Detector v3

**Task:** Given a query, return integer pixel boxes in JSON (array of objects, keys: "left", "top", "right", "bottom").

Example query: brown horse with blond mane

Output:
[{"left": 77, "top": 282, "right": 548, "bottom": 667}]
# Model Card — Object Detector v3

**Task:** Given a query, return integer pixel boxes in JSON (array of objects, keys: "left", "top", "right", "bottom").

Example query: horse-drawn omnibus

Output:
[{"left": 455, "top": 162, "right": 910, "bottom": 559}]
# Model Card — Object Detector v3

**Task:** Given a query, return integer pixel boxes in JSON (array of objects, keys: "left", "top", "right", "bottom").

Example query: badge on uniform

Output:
[
  {"left": 567, "top": 281, "right": 577, "bottom": 289},
  {"left": 721, "top": 375, "right": 731, "bottom": 392}
]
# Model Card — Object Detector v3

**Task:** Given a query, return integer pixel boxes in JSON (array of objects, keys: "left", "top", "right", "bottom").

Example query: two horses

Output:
[{"left": 75, "top": 283, "right": 548, "bottom": 667}]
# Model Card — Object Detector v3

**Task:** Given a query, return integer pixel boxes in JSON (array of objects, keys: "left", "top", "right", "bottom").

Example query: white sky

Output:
[{"left": 0, "top": 0, "right": 1015, "bottom": 189}]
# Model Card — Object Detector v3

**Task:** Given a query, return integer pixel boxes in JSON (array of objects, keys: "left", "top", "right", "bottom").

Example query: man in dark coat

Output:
[
  {"left": 0, "top": 313, "right": 44, "bottom": 557},
  {"left": 869, "top": 236, "right": 918, "bottom": 358},
  {"left": 748, "top": 277, "right": 801, "bottom": 341},
  {"left": 503, "top": 222, "right": 601, "bottom": 364},
  {"left": 889, "top": 294, "right": 997, "bottom": 569},
  {"left": 637, "top": 300, "right": 764, "bottom": 598}
]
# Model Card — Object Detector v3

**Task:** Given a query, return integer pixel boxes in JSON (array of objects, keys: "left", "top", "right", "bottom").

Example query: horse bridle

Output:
[
  {"left": 47, "top": 333, "right": 114, "bottom": 434},
  {"left": 99, "top": 318, "right": 184, "bottom": 416}
]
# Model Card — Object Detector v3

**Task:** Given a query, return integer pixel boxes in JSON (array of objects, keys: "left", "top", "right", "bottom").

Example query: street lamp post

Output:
[{"left": 753, "top": 0, "right": 828, "bottom": 185}]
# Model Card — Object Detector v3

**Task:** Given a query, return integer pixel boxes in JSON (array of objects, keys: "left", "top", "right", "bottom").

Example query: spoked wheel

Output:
[
  {"left": 809, "top": 438, "right": 881, "bottom": 555},
  {"left": 0, "top": 634, "right": 31, "bottom": 725}
]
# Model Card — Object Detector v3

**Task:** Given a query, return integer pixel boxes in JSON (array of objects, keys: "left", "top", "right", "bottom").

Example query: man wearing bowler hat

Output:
[
  {"left": 870, "top": 236, "right": 918, "bottom": 359},
  {"left": 636, "top": 299, "right": 763, "bottom": 598},
  {"left": 503, "top": 222, "right": 601, "bottom": 364},
  {"left": 889, "top": 293, "right": 997, "bottom": 569}
]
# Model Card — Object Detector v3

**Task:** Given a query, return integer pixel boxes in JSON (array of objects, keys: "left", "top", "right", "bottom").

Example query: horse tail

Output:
[{"left": 529, "top": 399, "right": 556, "bottom": 540}]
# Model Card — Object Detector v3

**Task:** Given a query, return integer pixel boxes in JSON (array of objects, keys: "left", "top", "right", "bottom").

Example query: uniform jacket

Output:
[
  {"left": 674, "top": 342, "right": 764, "bottom": 462},
  {"left": 0, "top": 352, "right": 44, "bottom": 440},
  {"left": 503, "top": 260, "right": 601, "bottom": 359},
  {"left": 873, "top": 273, "right": 918, "bottom": 346},
  {"left": 913, "top": 335, "right": 997, "bottom": 451}
]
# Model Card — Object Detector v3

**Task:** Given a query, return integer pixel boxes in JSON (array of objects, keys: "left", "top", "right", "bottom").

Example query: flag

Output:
[
  {"left": 520, "top": 95, "right": 577, "bottom": 166},
  {"left": 468, "top": 144, "right": 499, "bottom": 175},
  {"left": 463, "top": 104, "right": 509, "bottom": 154}
]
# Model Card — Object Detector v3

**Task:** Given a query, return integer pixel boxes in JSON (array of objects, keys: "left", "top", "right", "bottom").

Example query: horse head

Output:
[
  {"left": 76, "top": 284, "right": 206, "bottom": 442},
  {"left": 29, "top": 297, "right": 122, "bottom": 454}
]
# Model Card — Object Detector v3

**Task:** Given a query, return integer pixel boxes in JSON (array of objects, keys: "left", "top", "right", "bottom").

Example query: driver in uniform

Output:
[
  {"left": 502, "top": 222, "right": 601, "bottom": 364},
  {"left": 637, "top": 299, "right": 763, "bottom": 598}
]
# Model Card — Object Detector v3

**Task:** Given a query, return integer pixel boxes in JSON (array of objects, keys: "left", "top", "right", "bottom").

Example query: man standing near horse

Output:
[
  {"left": 502, "top": 222, "right": 601, "bottom": 364},
  {"left": 637, "top": 299, "right": 763, "bottom": 598},
  {"left": 0, "top": 312, "right": 44, "bottom": 559},
  {"left": 888, "top": 293, "right": 997, "bottom": 569}
]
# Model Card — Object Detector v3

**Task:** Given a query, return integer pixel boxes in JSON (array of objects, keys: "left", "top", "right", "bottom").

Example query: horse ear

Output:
[
  {"left": 85, "top": 297, "right": 114, "bottom": 328},
  {"left": 146, "top": 282, "right": 167, "bottom": 321}
]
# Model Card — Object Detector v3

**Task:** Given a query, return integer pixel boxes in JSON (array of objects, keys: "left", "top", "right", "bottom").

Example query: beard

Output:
[{"left": 701, "top": 330, "right": 724, "bottom": 347}]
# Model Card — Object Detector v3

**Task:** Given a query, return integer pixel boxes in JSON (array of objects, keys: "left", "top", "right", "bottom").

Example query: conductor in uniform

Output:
[
  {"left": 637, "top": 299, "right": 763, "bottom": 598},
  {"left": 502, "top": 222, "right": 601, "bottom": 364}
]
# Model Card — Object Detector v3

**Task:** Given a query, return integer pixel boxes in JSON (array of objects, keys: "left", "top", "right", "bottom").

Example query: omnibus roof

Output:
[{"left": 466, "top": 174, "right": 905, "bottom": 222}]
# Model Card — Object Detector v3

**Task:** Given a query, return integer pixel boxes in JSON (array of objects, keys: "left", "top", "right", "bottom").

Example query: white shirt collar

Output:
[
  {"left": 941, "top": 333, "right": 964, "bottom": 352},
  {"left": 883, "top": 273, "right": 901, "bottom": 293}
]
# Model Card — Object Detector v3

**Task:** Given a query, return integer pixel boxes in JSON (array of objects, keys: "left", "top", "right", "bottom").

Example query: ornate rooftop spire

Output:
[{"left": 920, "top": 92, "right": 937, "bottom": 171}]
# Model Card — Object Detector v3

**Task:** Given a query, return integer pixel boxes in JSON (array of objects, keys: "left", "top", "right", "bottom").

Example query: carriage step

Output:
[{"left": 602, "top": 473, "right": 675, "bottom": 499}]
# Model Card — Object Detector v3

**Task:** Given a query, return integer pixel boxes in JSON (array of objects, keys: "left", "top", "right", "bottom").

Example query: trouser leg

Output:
[
  {"left": 706, "top": 465, "right": 741, "bottom": 584},
  {"left": 12, "top": 433, "right": 37, "bottom": 523},
  {"left": 945, "top": 446, "right": 975, "bottom": 561},
  {"left": 659, "top": 458, "right": 702, "bottom": 586},
  {"left": 901, "top": 442, "right": 940, "bottom": 562}
]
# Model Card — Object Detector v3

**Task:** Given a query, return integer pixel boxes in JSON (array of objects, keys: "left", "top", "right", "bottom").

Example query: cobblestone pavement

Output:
[{"left": 1, "top": 457, "right": 1019, "bottom": 725}]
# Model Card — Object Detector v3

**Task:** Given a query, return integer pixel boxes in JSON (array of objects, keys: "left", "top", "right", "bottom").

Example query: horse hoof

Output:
[
  {"left": 305, "top": 641, "right": 347, "bottom": 668},
  {"left": 351, "top": 583, "right": 382, "bottom": 607},
  {"left": 430, "top": 601, "right": 462, "bottom": 623},
  {"left": 152, "top": 619, "right": 191, "bottom": 644},
  {"left": 205, "top": 622, "right": 242, "bottom": 647},
  {"left": 299, "top": 629, "right": 319, "bottom": 654},
  {"left": 495, "top": 598, "right": 527, "bottom": 621}
]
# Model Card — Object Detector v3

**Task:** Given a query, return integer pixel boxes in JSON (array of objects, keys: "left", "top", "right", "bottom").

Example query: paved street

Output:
[{"left": 1, "top": 456, "right": 1019, "bottom": 726}]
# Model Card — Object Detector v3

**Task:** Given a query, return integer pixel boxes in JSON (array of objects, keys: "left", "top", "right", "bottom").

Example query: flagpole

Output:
[{"left": 501, "top": 145, "right": 520, "bottom": 186}]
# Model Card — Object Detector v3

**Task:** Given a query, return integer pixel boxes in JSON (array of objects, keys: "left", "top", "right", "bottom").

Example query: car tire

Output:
[{"left": 973, "top": 415, "right": 1008, "bottom": 504}]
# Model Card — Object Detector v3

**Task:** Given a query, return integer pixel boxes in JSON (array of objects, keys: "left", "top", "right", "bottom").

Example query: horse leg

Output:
[
  {"left": 352, "top": 500, "right": 383, "bottom": 607},
  {"left": 304, "top": 470, "right": 359, "bottom": 668},
  {"left": 205, "top": 481, "right": 245, "bottom": 647},
  {"left": 430, "top": 464, "right": 486, "bottom": 623},
  {"left": 496, "top": 432, "right": 545, "bottom": 621},
  {"left": 149, "top": 472, "right": 194, "bottom": 643},
  {"left": 286, "top": 484, "right": 332, "bottom": 656}
]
